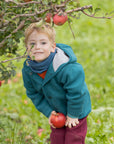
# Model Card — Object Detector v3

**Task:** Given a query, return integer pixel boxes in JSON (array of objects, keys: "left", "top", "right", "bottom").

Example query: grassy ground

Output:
[{"left": 0, "top": 0, "right": 114, "bottom": 143}]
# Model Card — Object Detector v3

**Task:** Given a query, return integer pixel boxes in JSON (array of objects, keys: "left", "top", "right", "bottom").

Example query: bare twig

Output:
[
  {"left": 66, "top": 5, "right": 93, "bottom": 14},
  {"left": 26, "top": 17, "right": 42, "bottom": 23},
  {"left": 0, "top": 54, "right": 27, "bottom": 63},
  {"left": 0, "top": 48, "right": 27, "bottom": 63},
  {"left": 82, "top": 10, "right": 114, "bottom": 19},
  {"left": 62, "top": 0, "right": 71, "bottom": 4},
  {"left": 0, "top": 27, "right": 7, "bottom": 32},
  {"left": 67, "top": 20, "right": 75, "bottom": 39},
  {"left": 13, "top": 20, "right": 25, "bottom": 33},
  {"left": 4, "top": 0, "right": 41, "bottom": 6}
]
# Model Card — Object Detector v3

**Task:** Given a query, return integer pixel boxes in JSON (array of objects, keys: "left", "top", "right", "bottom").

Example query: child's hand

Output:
[
  {"left": 65, "top": 116, "right": 79, "bottom": 128},
  {"left": 49, "top": 111, "right": 57, "bottom": 128}
]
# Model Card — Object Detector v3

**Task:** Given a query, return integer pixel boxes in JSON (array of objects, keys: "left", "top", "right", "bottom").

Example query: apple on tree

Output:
[
  {"left": 50, "top": 112, "right": 66, "bottom": 128},
  {"left": 45, "top": 13, "right": 52, "bottom": 23},
  {"left": 53, "top": 12, "right": 68, "bottom": 26}
]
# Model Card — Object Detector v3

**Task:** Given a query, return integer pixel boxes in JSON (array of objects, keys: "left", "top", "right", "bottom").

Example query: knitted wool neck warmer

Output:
[{"left": 27, "top": 50, "right": 56, "bottom": 73}]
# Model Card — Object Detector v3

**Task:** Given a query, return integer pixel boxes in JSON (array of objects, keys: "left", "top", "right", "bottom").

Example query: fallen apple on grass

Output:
[{"left": 50, "top": 112, "right": 66, "bottom": 128}]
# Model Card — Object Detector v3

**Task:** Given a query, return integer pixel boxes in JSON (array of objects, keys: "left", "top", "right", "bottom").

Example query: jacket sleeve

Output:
[
  {"left": 60, "top": 63, "right": 87, "bottom": 118},
  {"left": 22, "top": 68, "right": 53, "bottom": 118}
]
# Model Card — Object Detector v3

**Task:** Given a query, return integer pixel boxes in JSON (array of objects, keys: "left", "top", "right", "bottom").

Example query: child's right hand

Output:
[
  {"left": 49, "top": 111, "right": 57, "bottom": 128},
  {"left": 65, "top": 116, "right": 79, "bottom": 128}
]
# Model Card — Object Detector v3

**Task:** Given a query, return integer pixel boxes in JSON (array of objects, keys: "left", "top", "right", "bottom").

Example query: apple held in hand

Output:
[
  {"left": 53, "top": 13, "right": 68, "bottom": 26},
  {"left": 50, "top": 112, "right": 66, "bottom": 128}
]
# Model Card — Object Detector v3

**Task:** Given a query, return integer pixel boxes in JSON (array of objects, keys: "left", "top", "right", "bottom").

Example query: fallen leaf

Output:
[
  {"left": 24, "top": 100, "right": 28, "bottom": 104},
  {"left": 96, "top": 119, "right": 101, "bottom": 124},
  {"left": 37, "top": 128, "right": 44, "bottom": 137},
  {"left": 3, "top": 108, "right": 8, "bottom": 111},
  {"left": 5, "top": 138, "right": 12, "bottom": 142},
  {"left": 110, "top": 137, "right": 114, "bottom": 142},
  {"left": 13, "top": 78, "right": 19, "bottom": 83},
  {"left": 7, "top": 79, "right": 11, "bottom": 84},
  {"left": 17, "top": 72, "right": 22, "bottom": 78},
  {"left": 25, "top": 135, "right": 33, "bottom": 140}
]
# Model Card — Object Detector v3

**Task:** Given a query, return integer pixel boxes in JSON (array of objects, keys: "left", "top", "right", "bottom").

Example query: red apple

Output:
[
  {"left": 53, "top": 13, "right": 68, "bottom": 26},
  {"left": 0, "top": 81, "right": 2, "bottom": 87},
  {"left": 45, "top": 13, "right": 52, "bottom": 23},
  {"left": 50, "top": 113, "right": 66, "bottom": 128}
]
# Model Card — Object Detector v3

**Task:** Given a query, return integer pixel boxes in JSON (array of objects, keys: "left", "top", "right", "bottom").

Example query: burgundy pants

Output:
[{"left": 50, "top": 117, "right": 87, "bottom": 144}]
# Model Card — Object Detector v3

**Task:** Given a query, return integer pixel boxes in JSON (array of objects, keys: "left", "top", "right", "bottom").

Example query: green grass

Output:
[{"left": 0, "top": 0, "right": 114, "bottom": 143}]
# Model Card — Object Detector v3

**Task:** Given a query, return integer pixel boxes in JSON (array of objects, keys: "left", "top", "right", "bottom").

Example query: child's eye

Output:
[
  {"left": 41, "top": 42, "right": 47, "bottom": 45},
  {"left": 30, "top": 43, "right": 35, "bottom": 46},
  {"left": 30, "top": 43, "right": 35, "bottom": 48}
]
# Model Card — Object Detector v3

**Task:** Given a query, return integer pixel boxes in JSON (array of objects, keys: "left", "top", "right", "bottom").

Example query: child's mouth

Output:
[{"left": 34, "top": 52, "right": 43, "bottom": 55}]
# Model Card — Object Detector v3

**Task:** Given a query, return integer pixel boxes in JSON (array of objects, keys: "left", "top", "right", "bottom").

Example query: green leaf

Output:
[
  {"left": 94, "top": 8, "right": 101, "bottom": 13},
  {"left": 88, "top": 7, "right": 93, "bottom": 14}
]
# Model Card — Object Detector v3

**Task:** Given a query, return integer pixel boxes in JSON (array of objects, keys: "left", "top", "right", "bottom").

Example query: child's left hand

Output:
[{"left": 65, "top": 116, "right": 79, "bottom": 128}]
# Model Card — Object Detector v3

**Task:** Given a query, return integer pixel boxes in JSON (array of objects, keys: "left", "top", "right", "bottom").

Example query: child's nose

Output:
[{"left": 36, "top": 43, "right": 40, "bottom": 49}]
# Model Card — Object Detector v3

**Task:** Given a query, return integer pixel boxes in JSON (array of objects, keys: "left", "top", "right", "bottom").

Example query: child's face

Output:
[{"left": 27, "top": 30, "right": 55, "bottom": 62}]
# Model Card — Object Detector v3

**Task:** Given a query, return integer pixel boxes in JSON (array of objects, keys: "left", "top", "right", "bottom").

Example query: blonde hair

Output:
[{"left": 25, "top": 23, "right": 56, "bottom": 46}]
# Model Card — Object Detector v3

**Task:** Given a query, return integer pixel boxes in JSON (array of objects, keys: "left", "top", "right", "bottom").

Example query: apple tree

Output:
[{"left": 0, "top": 0, "right": 113, "bottom": 82}]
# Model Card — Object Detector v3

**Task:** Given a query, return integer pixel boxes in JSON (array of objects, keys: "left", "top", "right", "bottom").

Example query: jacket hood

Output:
[
  {"left": 52, "top": 43, "right": 77, "bottom": 72},
  {"left": 56, "top": 43, "right": 77, "bottom": 63}
]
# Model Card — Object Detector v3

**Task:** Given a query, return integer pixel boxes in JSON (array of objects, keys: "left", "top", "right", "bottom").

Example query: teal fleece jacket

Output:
[{"left": 22, "top": 43, "right": 91, "bottom": 119}]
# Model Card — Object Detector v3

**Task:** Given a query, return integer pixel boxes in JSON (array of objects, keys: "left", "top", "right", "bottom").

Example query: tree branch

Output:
[
  {"left": 0, "top": 20, "right": 25, "bottom": 48},
  {"left": 66, "top": 5, "right": 93, "bottom": 14},
  {"left": 4, "top": 0, "right": 42, "bottom": 6},
  {"left": 0, "top": 8, "right": 50, "bottom": 29},
  {"left": 82, "top": 10, "right": 114, "bottom": 19},
  {"left": 0, "top": 54, "right": 27, "bottom": 63},
  {"left": 67, "top": 20, "right": 75, "bottom": 39}
]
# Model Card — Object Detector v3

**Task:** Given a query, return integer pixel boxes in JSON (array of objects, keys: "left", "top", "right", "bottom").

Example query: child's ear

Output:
[
  {"left": 53, "top": 43, "right": 56, "bottom": 48},
  {"left": 51, "top": 42, "right": 56, "bottom": 52}
]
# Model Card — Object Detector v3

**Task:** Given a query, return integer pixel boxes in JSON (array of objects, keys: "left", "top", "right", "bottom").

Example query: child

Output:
[{"left": 22, "top": 23, "right": 91, "bottom": 144}]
